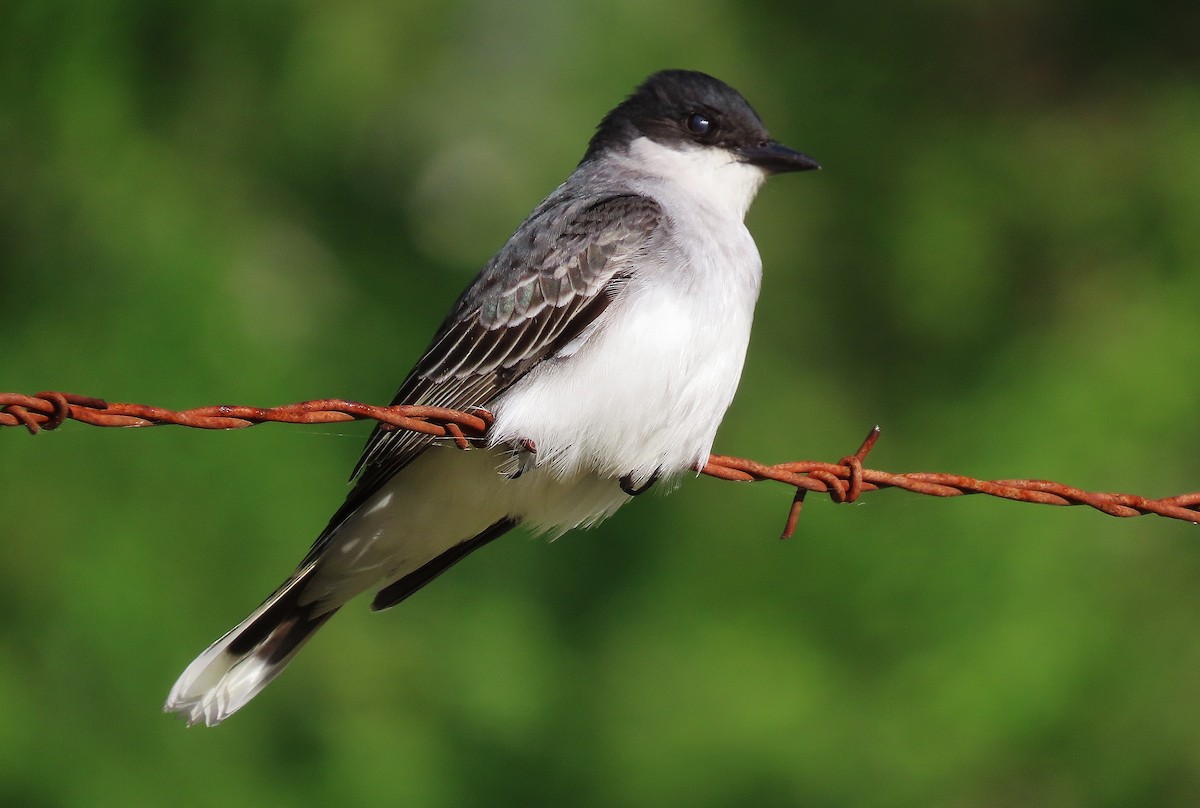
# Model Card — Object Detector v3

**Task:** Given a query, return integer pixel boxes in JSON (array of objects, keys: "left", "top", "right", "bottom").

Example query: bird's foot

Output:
[
  {"left": 620, "top": 468, "right": 661, "bottom": 496},
  {"left": 502, "top": 437, "right": 538, "bottom": 479}
]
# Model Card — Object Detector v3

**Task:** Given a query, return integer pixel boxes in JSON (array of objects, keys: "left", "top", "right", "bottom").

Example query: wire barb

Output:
[
  {"left": 4, "top": 391, "right": 1198, "bottom": 528},
  {"left": 773, "top": 426, "right": 878, "bottom": 540}
]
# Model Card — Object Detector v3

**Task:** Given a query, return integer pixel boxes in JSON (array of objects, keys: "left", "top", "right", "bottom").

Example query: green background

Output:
[{"left": 2, "top": 2, "right": 1199, "bottom": 806}]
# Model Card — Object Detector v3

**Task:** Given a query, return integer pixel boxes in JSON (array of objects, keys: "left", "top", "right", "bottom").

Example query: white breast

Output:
[{"left": 489, "top": 137, "right": 766, "bottom": 492}]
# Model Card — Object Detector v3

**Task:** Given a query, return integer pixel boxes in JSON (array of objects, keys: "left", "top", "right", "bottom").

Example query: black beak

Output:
[{"left": 739, "top": 141, "right": 821, "bottom": 174}]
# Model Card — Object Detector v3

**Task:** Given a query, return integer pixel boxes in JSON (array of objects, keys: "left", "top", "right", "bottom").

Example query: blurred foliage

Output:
[{"left": 2, "top": 1, "right": 1199, "bottom": 806}]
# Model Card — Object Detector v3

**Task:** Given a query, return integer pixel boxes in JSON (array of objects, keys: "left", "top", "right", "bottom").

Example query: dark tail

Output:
[{"left": 163, "top": 566, "right": 335, "bottom": 727}]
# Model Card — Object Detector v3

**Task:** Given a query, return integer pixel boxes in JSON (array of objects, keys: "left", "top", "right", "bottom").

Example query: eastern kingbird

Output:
[{"left": 165, "top": 69, "right": 819, "bottom": 726}]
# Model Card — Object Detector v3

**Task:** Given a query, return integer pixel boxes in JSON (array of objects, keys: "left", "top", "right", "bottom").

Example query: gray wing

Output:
[{"left": 309, "top": 192, "right": 663, "bottom": 549}]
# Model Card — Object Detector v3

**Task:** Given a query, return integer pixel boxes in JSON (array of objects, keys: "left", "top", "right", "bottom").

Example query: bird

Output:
[{"left": 164, "top": 69, "right": 819, "bottom": 726}]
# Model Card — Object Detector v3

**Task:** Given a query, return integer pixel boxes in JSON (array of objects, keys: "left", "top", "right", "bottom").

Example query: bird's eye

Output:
[{"left": 686, "top": 112, "right": 712, "bottom": 136}]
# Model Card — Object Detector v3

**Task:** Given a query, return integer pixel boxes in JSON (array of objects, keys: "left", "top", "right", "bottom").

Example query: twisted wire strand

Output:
[{"left": 4, "top": 391, "right": 1197, "bottom": 535}]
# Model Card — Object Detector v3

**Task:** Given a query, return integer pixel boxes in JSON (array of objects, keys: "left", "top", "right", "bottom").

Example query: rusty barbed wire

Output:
[
  {"left": 0, "top": 391, "right": 492, "bottom": 447},
  {"left": 4, "top": 391, "right": 1198, "bottom": 536}
]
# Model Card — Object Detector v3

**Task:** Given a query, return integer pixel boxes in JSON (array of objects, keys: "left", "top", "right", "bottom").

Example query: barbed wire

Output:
[{"left": 3, "top": 391, "right": 1197, "bottom": 537}]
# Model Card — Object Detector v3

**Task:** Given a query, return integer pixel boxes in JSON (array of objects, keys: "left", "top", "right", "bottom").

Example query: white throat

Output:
[{"left": 624, "top": 136, "right": 767, "bottom": 221}]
